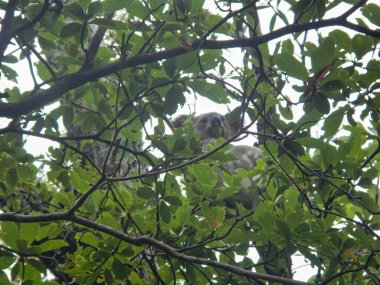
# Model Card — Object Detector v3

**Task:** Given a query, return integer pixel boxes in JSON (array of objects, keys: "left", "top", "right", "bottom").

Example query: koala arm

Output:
[
  {"left": 223, "top": 145, "right": 263, "bottom": 210},
  {"left": 227, "top": 145, "right": 263, "bottom": 170}
]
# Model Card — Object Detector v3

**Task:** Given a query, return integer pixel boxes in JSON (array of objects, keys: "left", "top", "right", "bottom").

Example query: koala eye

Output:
[{"left": 200, "top": 118, "right": 207, "bottom": 124}]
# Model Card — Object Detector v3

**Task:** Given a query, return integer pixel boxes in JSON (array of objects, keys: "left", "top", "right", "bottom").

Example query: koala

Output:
[
  {"left": 172, "top": 112, "right": 263, "bottom": 209},
  {"left": 172, "top": 112, "right": 236, "bottom": 144},
  {"left": 172, "top": 112, "right": 263, "bottom": 168}
]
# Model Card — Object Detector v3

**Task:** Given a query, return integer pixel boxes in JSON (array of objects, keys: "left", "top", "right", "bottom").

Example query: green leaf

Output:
[
  {"left": 35, "top": 62, "right": 51, "bottom": 81},
  {"left": 173, "top": 204, "right": 190, "bottom": 227},
  {"left": 90, "top": 18, "right": 128, "bottom": 30},
  {"left": 278, "top": 105, "right": 293, "bottom": 120},
  {"left": 0, "top": 254, "right": 15, "bottom": 270},
  {"left": 37, "top": 240, "right": 68, "bottom": 253},
  {"left": 282, "top": 39, "right": 294, "bottom": 55},
  {"left": 328, "top": 30, "right": 351, "bottom": 52},
  {"left": 103, "top": 0, "right": 129, "bottom": 12},
  {"left": 164, "top": 195, "right": 183, "bottom": 206},
  {"left": 323, "top": 108, "right": 346, "bottom": 138},
  {"left": 159, "top": 202, "right": 172, "bottom": 224},
  {"left": 87, "top": 1, "right": 103, "bottom": 17},
  {"left": 163, "top": 58, "right": 176, "bottom": 77},
  {"left": 137, "top": 187, "right": 156, "bottom": 199},
  {"left": 113, "top": 259, "right": 129, "bottom": 279},
  {"left": 60, "top": 23, "right": 82, "bottom": 38},
  {"left": 311, "top": 38, "right": 335, "bottom": 72},
  {"left": 283, "top": 140, "right": 305, "bottom": 157},
  {"left": 64, "top": 3, "right": 87, "bottom": 20},
  {"left": 36, "top": 224, "right": 56, "bottom": 241},
  {"left": 275, "top": 53, "right": 308, "bottom": 80},
  {"left": 54, "top": 192, "right": 72, "bottom": 208},
  {"left": 313, "top": 92, "right": 330, "bottom": 114},
  {"left": 362, "top": 3, "right": 380, "bottom": 26},
  {"left": 125, "top": 0, "right": 149, "bottom": 18},
  {"left": 99, "top": 213, "right": 119, "bottom": 230},
  {"left": 81, "top": 232, "right": 100, "bottom": 248},
  {"left": 70, "top": 171, "right": 88, "bottom": 192},
  {"left": 27, "top": 259, "right": 47, "bottom": 276},
  {"left": 190, "top": 163, "right": 217, "bottom": 186},
  {"left": 352, "top": 34, "right": 373, "bottom": 58},
  {"left": 187, "top": 80, "right": 230, "bottom": 103},
  {"left": 269, "top": 14, "right": 276, "bottom": 32},
  {"left": 6, "top": 168, "right": 17, "bottom": 187},
  {"left": 63, "top": 106, "right": 74, "bottom": 128},
  {"left": 20, "top": 223, "right": 39, "bottom": 244},
  {"left": 163, "top": 87, "right": 186, "bottom": 115}
]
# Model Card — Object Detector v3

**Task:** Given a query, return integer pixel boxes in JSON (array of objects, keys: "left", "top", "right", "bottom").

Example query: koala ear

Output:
[
  {"left": 172, "top": 114, "right": 191, "bottom": 128},
  {"left": 229, "top": 117, "right": 243, "bottom": 135},
  {"left": 225, "top": 111, "right": 243, "bottom": 135}
]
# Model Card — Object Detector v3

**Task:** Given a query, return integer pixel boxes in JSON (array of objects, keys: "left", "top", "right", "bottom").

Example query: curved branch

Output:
[
  {"left": 1, "top": 13, "right": 379, "bottom": 118},
  {"left": 0, "top": 211, "right": 315, "bottom": 285}
]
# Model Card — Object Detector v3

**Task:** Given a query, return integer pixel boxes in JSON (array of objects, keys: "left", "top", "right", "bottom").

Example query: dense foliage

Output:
[{"left": 0, "top": 0, "right": 379, "bottom": 284}]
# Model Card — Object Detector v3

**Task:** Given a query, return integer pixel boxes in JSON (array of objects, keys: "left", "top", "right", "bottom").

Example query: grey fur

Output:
[
  {"left": 172, "top": 112, "right": 263, "bottom": 209},
  {"left": 172, "top": 112, "right": 263, "bottom": 168}
]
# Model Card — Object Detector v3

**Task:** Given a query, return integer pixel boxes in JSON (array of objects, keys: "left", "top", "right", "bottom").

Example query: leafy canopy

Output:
[{"left": 0, "top": 0, "right": 379, "bottom": 284}]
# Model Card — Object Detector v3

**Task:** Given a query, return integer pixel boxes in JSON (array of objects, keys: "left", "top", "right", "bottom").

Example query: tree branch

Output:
[
  {"left": 0, "top": 211, "right": 315, "bottom": 285},
  {"left": 1, "top": 12, "right": 379, "bottom": 118},
  {"left": 0, "top": 0, "right": 17, "bottom": 64}
]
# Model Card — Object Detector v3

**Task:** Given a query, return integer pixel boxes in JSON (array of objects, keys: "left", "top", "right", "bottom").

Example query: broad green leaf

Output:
[
  {"left": 99, "top": 213, "right": 119, "bottom": 230},
  {"left": 6, "top": 168, "right": 17, "bottom": 187},
  {"left": 173, "top": 203, "right": 190, "bottom": 227},
  {"left": 103, "top": 0, "right": 129, "bottom": 11},
  {"left": 90, "top": 18, "right": 128, "bottom": 30},
  {"left": 328, "top": 30, "right": 351, "bottom": 52},
  {"left": 37, "top": 240, "right": 68, "bottom": 253},
  {"left": 323, "top": 108, "right": 346, "bottom": 138},
  {"left": 36, "top": 224, "right": 56, "bottom": 241},
  {"left": 54, "top": 192, "right": 72, "bottom": 208},
  {"left": 311, "top": 38, "right": 335, "bottom": 72},
  {"left": 62, "top": 106, "right": 74, "bottom": 128},
  {"left": 0, "top": 255, "right": 15, "bottom": 270},
  {"left": 275, "top": 53, "right": 308, "bottom": 80},
  {"left": 20, "top": 223, "right": 39, "bottom": 244},
  {"left": 282, "top": 39, "right": 294, "bottom": 55},
  {"left": 113, "top": 259, "right": 129, "bottom": 279},
  {"left": 81, "top": 232, "right": 100, "bottom": 248},
  {"left": 164, "top": 195, "right": 183, "bottom": 206},
  {"left": 69, "top": 171, "right": 88, "bottom": 192},
  {"left": 60, "top": 23, "right": 82, "bottom": 38},
  {"left": 137, "top": 187, "right": 156, "bottom": 199},
  {"left": 159, "top": 202, "right": 172, "bottom": 224},
  {"left": 187, "top": 80, "right": 230, "bottom": 103},
  {"left": 362, "top": 3, "right": 380, "bottom": 26},
  {"left": 26, "top": 259, "right": 47, "bottom": 275},
  {"left": 190, "top": 163, "right": 217, "bottom": 186},
  {"left": 313, "top": 92, "right": 330, "bottom": 115},
  {"left": 64, "top": 3, "right": 87, "bottom": 19},
  {"left": 125, "top": 0, "right": 149, "bottom": 18},
  {"left": 278, "top": 104, "right": 293, "bottom": 120},
  {"left": 87, "top": 1, "right": 103, "bottom": 17},
  {"left": 283, "top": 140, "right": 305, "bottom": 157},
  {"left": 352, "top": 34, "right": 373, "bottom": 58}
]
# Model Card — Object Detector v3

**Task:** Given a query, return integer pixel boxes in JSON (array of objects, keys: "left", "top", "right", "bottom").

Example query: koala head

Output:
[{"left": 172, "top": 112, "right": 242, "bottom": 143}]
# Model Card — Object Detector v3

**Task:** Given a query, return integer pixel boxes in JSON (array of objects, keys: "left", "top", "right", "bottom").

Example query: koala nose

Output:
[{"left": 211, "top": 114, "right": 222, "bottom": 126}]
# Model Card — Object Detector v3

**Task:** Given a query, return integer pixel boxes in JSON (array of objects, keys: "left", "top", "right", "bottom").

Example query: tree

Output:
[{"left": 0, "top": 0, "right": 379, "bottom": 284}]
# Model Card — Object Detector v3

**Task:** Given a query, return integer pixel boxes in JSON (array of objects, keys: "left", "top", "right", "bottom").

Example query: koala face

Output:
[
  {"left": 194, "top": 112, "right": 232, "bottom": 140},
  {"left": 172, "top": 112, "right": 240, "bottom": 144}
]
